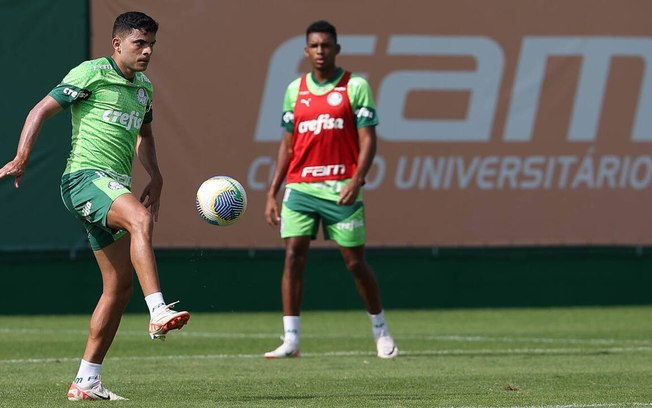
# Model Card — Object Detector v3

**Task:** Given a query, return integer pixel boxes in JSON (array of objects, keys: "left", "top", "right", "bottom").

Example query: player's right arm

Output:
[
  {"left": 265, "top": 131, "right": 293, "bottom": 227},
  {"left": 0, "top": 95, "right": 62, "bottom": 188},
  {"left": 265, "top": 80, "right": 300, "bottom": 227}
]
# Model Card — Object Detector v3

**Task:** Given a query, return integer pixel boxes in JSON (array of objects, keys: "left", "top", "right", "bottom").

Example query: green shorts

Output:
[
  {"left": 60, "top": 170, "right": 131, "bottom": 250},
  {"left": 280, "top": 187, "right": 366, "bottom": 247}
]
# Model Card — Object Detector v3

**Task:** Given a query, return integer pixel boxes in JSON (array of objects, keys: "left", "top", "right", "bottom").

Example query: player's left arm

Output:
[
  {"left": 136, "top": 122, "right": 163, "bottom": 220},
  {"left": 338, "top": 125, "right": 376, "bottom": 206},
  {"left": 338, "top": 75, "right": 378, "bottom": 205}
]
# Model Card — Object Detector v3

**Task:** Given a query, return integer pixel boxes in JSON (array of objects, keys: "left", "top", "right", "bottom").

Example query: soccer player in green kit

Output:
[
  {"left": 264, "top": 20, "right": 398, "bottom": 359},
  {"left": 0, "top": 12, "right": 189, "bottom": 400}
]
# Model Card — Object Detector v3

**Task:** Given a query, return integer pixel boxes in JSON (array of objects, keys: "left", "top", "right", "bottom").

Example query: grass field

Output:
[{"left": 1, "top": 307, "right": 651, "bottom": 407}]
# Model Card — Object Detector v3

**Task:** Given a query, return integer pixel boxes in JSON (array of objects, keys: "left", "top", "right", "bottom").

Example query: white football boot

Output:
[
  {"left": 264, "top": 337, "right": 300, "bottom": 358},
  {"left": 376, "top": 331, "right": 399, "bottom": 359},
  {"left": 148, "top": 301, "right": 190, "bottom": 340},
  {"left": 67, "top": 381, "right": 127, "bottom": 401}
]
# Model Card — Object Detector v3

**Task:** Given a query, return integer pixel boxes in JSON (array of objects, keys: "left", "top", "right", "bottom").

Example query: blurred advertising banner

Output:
[{"left": 92, "top": 0, "right": 652, "bottom": 248}]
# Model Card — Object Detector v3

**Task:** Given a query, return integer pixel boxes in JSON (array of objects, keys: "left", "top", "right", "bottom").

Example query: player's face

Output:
[
  {"left": 305, "top": 32, "right": 340, "bottom": 73},
  {"left": 113, "top": 29, "right": 157, "bottom": 77}
]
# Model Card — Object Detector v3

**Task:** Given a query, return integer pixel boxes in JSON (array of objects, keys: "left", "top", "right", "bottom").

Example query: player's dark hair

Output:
[
  {"left": 112, "top": 11, "right": 158, "bottom": 38},
  {"left": 306, "top": 20, "right": 337, "bottom": 44}
]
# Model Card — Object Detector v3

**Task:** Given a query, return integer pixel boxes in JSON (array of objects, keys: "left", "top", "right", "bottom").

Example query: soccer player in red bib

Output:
[{"left": 264, "top": 20, "right": 398, "bottom": 359}]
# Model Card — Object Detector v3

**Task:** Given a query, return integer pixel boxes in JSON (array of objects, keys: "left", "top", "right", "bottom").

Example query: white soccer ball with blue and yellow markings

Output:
[{"left": 195, "top": 176, "right": 247, "bottom": 226}]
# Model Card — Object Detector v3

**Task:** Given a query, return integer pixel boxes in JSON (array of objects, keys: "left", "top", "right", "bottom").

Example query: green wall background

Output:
[
  {"left": 2, "top": 247, "right": 651, "bottom": 315},
  {"left": 0, "top": 0, "right": 89, "bottom": 250}
]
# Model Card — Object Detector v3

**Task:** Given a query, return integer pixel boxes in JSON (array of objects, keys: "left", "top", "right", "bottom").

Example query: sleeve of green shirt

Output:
[
  {"left": 348, "top": 74, "right": 379, "bottom": 129},
  {"left": 280, "top": 78, "right": 301, "bottom": 133},
  {"left": 48, "top": 61, "right": 94, "bottom": 109}
]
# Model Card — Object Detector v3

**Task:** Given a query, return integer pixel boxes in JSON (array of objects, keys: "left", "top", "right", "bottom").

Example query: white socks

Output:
[
  {"left": 283, "top": 316, "right": 300, "bottom": 345},
  {"left": 281, "top": 312, "right": 388, "bottom": 345},
  {"left": 73, "top": 359, "right": 102, "bottom": 388},
  {"left": 145, "top": 292, "right": 166, "bottom": 317},
  {"left": 369, "top": 310, "right": 389, "bottom": 340}
]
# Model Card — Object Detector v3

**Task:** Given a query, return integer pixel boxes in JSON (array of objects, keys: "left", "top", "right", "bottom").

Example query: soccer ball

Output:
[{"left": 195, "top": 176, "right": 247, "bottom": 226}]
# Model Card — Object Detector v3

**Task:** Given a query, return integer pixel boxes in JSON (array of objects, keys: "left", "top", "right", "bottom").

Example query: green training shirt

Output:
[{"left": 49, "top": 56, "right": 154, "bottom": 181}]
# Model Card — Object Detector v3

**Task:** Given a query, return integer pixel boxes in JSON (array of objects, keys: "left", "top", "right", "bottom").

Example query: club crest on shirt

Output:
[
  {"left": 136, "top": 88, "right": 149, "bottom": 106},
  {"left": 327, "top": 92, "right": 343, "bottom": 106}
]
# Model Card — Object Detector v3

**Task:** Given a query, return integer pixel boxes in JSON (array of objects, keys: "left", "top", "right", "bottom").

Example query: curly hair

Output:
[{"left": 306, "top": 20, "right": 337, "bottom": 43}]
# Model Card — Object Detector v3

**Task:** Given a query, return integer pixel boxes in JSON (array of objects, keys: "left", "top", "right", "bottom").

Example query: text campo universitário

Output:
[
  {"left": 247, "top": 153, "right": 652, "bottom": 191},
  {"left": 371, "top": 154, "right": 652, "bottom": 191}
]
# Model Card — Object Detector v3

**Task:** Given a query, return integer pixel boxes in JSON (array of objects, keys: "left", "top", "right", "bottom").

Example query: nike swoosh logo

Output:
[{"left": 90, "top": 392, "right": 111, "bottom": 400}]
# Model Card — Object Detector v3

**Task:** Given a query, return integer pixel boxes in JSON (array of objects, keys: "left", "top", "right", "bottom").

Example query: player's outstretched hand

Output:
[{"left": 0, "top": 158, "right": 27, "bottom": 188}]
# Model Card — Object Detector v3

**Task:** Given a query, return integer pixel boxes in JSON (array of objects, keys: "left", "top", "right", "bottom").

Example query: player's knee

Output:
[
  {"left": 285, "top": 247, "right": 308, "bottom": 266},
  {"left": 345, "top": 258, "right": 362, "bottom": 273},
  {"left": 128, "top": 208, "right": 154, "bottom": 237},
  {"left": 102, "top": 280, "right": 133, "bottom": 306},
  {"left": 116, "top": 284, "right": 134, "bottom": 305},
  {"left": 345, "top": 258, "right": 372, "bottom": 276}
]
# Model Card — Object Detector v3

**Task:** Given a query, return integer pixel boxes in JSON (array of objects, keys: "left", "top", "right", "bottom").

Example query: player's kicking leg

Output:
[{"left": 108, "top": 193, "right": 190, "bottom": 340}]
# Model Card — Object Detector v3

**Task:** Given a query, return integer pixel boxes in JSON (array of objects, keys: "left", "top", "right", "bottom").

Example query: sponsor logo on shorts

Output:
[
  {"left": 335, "top": 219, "right": 364, "bottom": 231},
  {"left": 107, "top": 181, "right": 125, "bottom": 190}
]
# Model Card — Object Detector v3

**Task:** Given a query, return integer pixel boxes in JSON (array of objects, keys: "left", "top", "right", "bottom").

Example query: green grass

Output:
[{"left": 1, "top": 307, "right": 651, "bottom": 407}]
